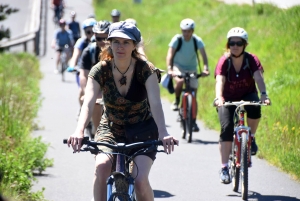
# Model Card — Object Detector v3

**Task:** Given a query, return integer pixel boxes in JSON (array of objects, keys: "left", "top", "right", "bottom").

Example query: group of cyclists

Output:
[{"left": 56, "top": 4, "right": 271, "bottom": 200}]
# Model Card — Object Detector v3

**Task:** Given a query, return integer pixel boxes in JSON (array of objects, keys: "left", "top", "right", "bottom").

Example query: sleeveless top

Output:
[{"left": 88, "top": 59, "right": 159, "bottom": 125}]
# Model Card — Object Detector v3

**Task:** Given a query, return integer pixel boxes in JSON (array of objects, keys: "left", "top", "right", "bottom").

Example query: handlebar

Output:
[
  {"left": 63, "top": 137, "right": 165, "bottom": 152},
  {"left": 213, "top": 100, "right": 270, "bottom": 107},
  {"left": 176, "top": 72, "right": 202, "bottom": 79}
]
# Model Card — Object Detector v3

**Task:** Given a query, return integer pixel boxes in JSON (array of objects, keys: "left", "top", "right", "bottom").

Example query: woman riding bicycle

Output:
[
  {"left": 214, "top": 27, "right": 270, "bottom": 184},
  {"left": 67, "top": 21, "right": 178, "bottom": 201}
]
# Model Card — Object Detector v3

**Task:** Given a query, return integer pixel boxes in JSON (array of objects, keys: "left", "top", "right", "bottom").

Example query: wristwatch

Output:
[{"left": 261, "top": 92, "right": 267, "bottom": 95}]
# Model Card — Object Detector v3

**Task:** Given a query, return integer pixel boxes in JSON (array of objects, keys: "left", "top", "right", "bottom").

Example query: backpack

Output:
[
  {"left": 171, "top": 35, "right": 201, "bottom": 72},
  {"left": 226, "top": 52, "right": 253, "bottom": 82}
]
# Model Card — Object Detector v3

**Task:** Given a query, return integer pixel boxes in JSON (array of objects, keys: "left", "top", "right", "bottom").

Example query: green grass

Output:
[
  {"left": 0, "top": 53, "right": 52, "bottom": 201},
  {"left": 93, "top": 0, "right": 300, "bottom": 180}
]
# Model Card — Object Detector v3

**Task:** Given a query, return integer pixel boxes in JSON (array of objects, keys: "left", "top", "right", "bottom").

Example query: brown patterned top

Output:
[{"left": 88, "top": 59, "right": 157, "bottom": 125}]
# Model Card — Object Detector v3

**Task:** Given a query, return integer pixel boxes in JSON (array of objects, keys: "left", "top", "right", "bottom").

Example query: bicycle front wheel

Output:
[
  {"left": 109, "top": 174, "right": 130, "bottom": 201},
  {"left": 185, "top": 94, "right": 193, "bottom": 143},
  {"left": 241, "top": 132, "right": 248, "bottom": 200},
  {"left": 230, "top": 138, "right": 240, "bottom": 192}
]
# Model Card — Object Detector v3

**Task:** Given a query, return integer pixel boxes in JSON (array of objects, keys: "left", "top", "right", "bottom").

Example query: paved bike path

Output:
[{"left": 24, "top": 0, "right": 300, "bottom": 200}]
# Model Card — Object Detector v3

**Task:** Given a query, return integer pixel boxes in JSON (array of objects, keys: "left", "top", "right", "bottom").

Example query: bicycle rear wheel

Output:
[
  {"left": 241, "top": 132, "right": 248, "bottom": 200},
  {"left": 185, "top": 94, "right": 193, "bottom": 143},
  {"left": 229, "top": 138, "right": 240, "bottom": 192}
]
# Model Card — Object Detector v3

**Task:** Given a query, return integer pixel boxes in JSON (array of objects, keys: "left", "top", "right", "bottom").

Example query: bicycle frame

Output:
[{"left": 178, "top": 72, "right": 200, "bottom": 142}]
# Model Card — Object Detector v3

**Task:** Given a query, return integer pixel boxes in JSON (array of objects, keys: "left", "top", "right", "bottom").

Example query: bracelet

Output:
[{"left": 261, "top": 92, "right": 267, "bottom": 95}]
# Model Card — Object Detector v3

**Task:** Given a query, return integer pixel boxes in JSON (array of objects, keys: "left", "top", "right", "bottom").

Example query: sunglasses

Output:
[
  {"left": 96, "top": 37, "right": 106, "bottom": 42},
  {"left": 85, "top": 30, "right": 92, "bottom": 35},
  {"left": 229, "top": 41, "right": 244, "bottom": 47}
]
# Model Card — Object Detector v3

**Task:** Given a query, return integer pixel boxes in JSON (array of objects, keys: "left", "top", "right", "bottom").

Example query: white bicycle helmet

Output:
[
  {"left": 227, "top": 27, "right": 248, "bottom": 42},
  {"left": 180, "top": 18, "right": 195, "bottom": 30},
  {"left": 82, "top": 18, "right": 97, "bottom": 29},
  {"left": 93, "top": 20, "right": 111, "bottom": 34},
  {"left": 111, "top": 9, "right": 121, "bottom": 17},
  {"left": 125, "top": 18, "right": 137, "bottom": 26}
]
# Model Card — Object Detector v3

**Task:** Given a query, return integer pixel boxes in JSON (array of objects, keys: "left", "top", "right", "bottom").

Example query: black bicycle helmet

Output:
[{"left": 92, "top": 20, "right": 111, "bottom": 34}]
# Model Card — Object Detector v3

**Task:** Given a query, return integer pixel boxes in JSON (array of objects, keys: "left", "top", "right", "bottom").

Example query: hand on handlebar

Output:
[
  {"left": 67, "top": 132, "right": 84, "bottom": 153},
  {"left": 261, "top": 95, "right": 271, "bottom": 105},
  {"left": 200, "top": 70, "right": 210, "bottom": 77},
  {"left": 159, "top": 134, "right": 179, "bottom": 154}
]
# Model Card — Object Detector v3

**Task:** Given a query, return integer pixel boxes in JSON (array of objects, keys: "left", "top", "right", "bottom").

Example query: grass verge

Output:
[{"left": 0, "top": 53, "right": 53, "bottom": 201}]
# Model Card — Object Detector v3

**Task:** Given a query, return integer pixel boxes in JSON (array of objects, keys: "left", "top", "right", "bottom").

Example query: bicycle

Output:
[
  {"left": 53, "top": 4, "right": 64, "bottom": 26},
  {"left": 59, "top": 44, "right": 71, "bottom": 82},
  {"left": 176, "top": 72, "right": 201, "bottom": 143},
  {"left": 216, "top": 101, "right": 268, "bottom": 200},
  {"left": 63, "top": 137, "right": 165, "bottom": 201}
]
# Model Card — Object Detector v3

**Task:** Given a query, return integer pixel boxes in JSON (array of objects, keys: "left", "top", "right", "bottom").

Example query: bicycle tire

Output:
[
  {"left": 230, "top": 138, "right": 240, "bottom": 192},
  {"left": 109, "top": 174, "right": 130, "bottom": 201},
  {"left": 186, "top": 94, "right": 193, "bottom": 143},
  {"left": 241, "top": 132, "right": 248, "bottom": 200}
]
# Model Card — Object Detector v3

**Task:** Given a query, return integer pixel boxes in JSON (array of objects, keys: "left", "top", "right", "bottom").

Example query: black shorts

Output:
[
  {"left": 217, "top": 93, "right": 261, "bottom": 142},
  {"left": 94, "top": 116, "right": 157, "bottom": 171}
]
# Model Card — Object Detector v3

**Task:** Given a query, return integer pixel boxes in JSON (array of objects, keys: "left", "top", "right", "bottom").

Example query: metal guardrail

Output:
[{"left": 0, "top": 0, "right": 42, "bottom": 55}]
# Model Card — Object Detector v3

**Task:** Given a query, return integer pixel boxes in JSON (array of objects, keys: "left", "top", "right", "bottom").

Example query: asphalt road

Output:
[{"left": 3, "top": 0, "right": 300, "bottom": 200}]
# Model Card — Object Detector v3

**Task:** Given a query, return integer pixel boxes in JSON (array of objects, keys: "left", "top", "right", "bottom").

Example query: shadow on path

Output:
[
  {"left": 153, "top": 189, "right": 175, "bottom": 198},
  {"left": 227, "top": 190, "right": 300, "bottom": 201},
  {"left": 190, "top": 139, "right": 219, "bottom": 145}
]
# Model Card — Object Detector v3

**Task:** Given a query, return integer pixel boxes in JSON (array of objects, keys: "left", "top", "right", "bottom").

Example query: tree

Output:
[{"left": 0, "top": 4, "right": 19, "bottom": 41}]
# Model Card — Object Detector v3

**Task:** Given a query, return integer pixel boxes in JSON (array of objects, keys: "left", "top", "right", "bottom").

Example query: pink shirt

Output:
[{"left": 214, "top": 52, "right": 264, "bottom": 101}]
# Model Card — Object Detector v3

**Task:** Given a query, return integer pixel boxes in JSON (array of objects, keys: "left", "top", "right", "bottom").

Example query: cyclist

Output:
[
  {"left": 67, "top": 11, "right": 81, "bottom": 43},
  {"left": 214, "top": 27, "right": 270, "bottom": 184},
  {"left": 51, "top": 19, "right": 74, "bottom": 74},
  {"left": 67, "top": 21, "right": 178, "bottom": 201},
  {"left": 78, "top": 20, "right": 111, "bottom": 138},
  {"left": 67, "top": 18, "right": 97, "bottom": 106},
  {"left": 110, "top": 9, "right": 121, "bottom": 23},
  {"left": 51, "top": 0, "right": 65, "bottom": 24},
  {"left": 166, "top": 18, "right": 210, "bottom": 132},
  {"left": 125, "top": 18, "right": 147, "bottom": 60}
]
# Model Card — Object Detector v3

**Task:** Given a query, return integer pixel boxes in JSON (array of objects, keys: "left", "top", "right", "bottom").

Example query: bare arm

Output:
[
  {"left": 79, "top": 69, "right": 89, "bottom": 95},
  {"left": 69, "top": 48, "right": 81, "bottom": 67},
  {"left": 199, "top": 47, "right": 209, "bottom": 70},
  {"left": 68, "top": 78, "right": 100, "bottom": 152},
  {"left": 145, "top": 73, "right": 179, "bottom": 153},
  {"left": 253, "top": 70, "right": 269, "bottom": 102},
  {"left": 215, "top": 75, "right": 225, "bottom": 106},
  {"left": 166, "top": 47, "right": 175, "bottom": 69}
]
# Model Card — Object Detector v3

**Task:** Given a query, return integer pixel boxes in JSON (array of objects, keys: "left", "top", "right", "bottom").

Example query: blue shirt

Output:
[
  {"left": 169, "top": 34, "right": 205, "bottom": 71},
  {"left": 68, "top": 21, "right": 80, "bottom": 38},
  {"left": 54, "top": 29, "right": 73, "bottom": 47}
]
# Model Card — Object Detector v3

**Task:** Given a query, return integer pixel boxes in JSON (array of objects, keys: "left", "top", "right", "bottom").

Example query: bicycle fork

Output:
[{"left": 234, "top": 127, "right": 252, "bottom": 168}]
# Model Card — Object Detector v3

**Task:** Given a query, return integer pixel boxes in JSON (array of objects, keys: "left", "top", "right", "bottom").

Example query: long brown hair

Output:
[{"left": 99, "top": 39, "right": 142, "bottom": 61}]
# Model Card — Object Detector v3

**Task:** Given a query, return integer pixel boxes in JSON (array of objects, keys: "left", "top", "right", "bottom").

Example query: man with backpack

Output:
[{"left": 166, "top": 18, "right": 210, "bottom": 132}]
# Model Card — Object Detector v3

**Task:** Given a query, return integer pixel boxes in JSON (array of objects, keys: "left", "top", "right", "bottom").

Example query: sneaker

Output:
[
  {"left": 170, "top": 101, "right": 179, "bottom": 111},
  {"left": 192, "top": 122, "right": 200, "bottom": 132},
  {"left": 251, "top": 137, "right": 258, "bottom": 155},
  {"left": 219, "top": 166, "right": 231, "bottom": 184}
]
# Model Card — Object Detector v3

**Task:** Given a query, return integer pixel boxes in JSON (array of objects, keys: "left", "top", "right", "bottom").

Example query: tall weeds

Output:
[{"left": 0, "top": 53, "right": 52, "bottom": 200}]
